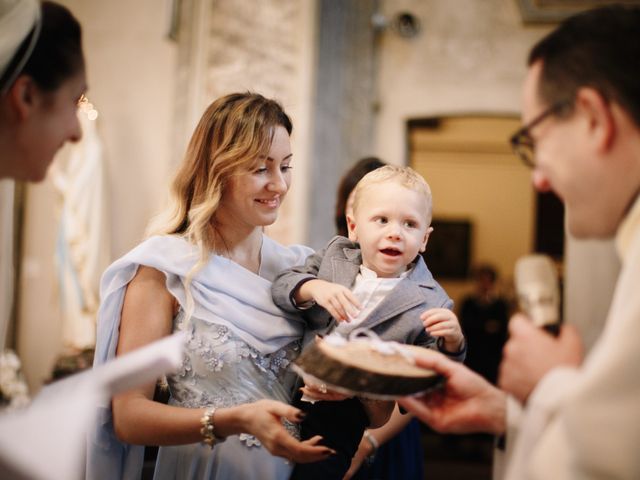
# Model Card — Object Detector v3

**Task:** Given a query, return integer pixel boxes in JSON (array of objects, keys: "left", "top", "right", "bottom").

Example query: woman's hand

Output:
[
  {"left": 300, "top": 382, "right": 352, "bottom": 402},
  {"left": 234, "top": 399, "right": 336, "bottom": 463},
  {"left": 421, "top": 308, "right": 464, "bottom": 352}
]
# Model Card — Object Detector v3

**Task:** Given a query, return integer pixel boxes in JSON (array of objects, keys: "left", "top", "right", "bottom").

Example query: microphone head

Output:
[{"left": 514, "top": 254, "right": 560, "bottom": 328}]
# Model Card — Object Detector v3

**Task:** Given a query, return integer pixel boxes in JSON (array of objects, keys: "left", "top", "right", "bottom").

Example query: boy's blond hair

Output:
[{"left": 351, "top": 165, "right": 433, "bottom": 222}]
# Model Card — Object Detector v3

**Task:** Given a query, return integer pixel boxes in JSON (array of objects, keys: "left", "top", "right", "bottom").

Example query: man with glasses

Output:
[{"left": 398, "top": 5, "right": 640, "bottom": 479}]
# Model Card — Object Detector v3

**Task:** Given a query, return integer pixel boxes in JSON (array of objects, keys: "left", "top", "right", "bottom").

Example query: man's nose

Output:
[{"left": 532, "top": 169, "right": 551, "bottom": 192}]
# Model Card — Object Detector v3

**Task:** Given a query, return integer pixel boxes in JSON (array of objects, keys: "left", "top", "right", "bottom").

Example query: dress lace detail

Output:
[
  {"left": 166, "top": 313, "right": 302, "bottom": 448},
  {"left": 239, "top": 433, "right": 262, "bottom": 447}
]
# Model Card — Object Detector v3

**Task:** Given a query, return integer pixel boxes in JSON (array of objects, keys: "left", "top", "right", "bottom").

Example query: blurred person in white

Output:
[
  {"left": 1, "top": 0, "right": 108, "bottom": 371},
  {"left": 0, "top": 1, "right": 92, "bottom": 478},
  {"left": 0, "top": 0, "right": 86, "bottom": 337},
  {"left": 399, "top": 5, "right": 640, "bottom": 479},
  {"left": 0, "top": 0, "right": 85, "bottom": 182},
  {"left": 0, "top": 0, "right": 86, "bottom": 349},
  {"left": 0, "top": 0, "right": 86, "bottom": 394}
]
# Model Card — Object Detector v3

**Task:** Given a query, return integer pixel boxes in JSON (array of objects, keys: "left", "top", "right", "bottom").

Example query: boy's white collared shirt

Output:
[{"left": 334, "top": 264, "right": 413, "bottom": 334}]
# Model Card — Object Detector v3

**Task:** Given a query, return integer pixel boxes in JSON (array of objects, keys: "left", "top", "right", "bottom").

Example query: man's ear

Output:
[
  {"left": 575, "top": 87, "right": 615, "bottom": 154},
  {"left": 7, "top": 75, "right": 37, "bottom": 121},
  {"left": 346, "top": 214, "right": 358, "bottom": 242},
  {"left": 419, "top": 226, "right": 434, "bottom": 253}
]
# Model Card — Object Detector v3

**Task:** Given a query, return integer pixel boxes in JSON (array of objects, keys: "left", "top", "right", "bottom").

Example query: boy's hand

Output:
[
  {"left": 421, "top": 308, "right": 464, "bottom": 352},
  {"left": 299, "top": 279, "right": 361, "bottom": 322}
]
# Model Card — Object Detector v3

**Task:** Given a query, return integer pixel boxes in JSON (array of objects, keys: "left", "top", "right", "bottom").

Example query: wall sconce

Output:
[
  {"left": 371, "top": 11, "right": 421, "bottom": 38},
  {"left": 165, "top": 0, "right": 181, "bottom": 41}
]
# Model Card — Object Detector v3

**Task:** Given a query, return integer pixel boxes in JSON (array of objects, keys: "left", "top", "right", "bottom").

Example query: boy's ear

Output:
[
  {"left": 346, "top": 214, "right": 358, "bottom": 242},
  {"left": 419, "top": 226, "right": 434, "bottom": 253}
]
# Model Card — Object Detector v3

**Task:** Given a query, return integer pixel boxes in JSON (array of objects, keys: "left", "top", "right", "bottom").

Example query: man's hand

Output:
[
  {"left": 298, "top": 279, "right": 361, "bottom": 321},
  {"left": 499, "top": 314, "right": 584, "bottom": 403},
  {"left": 398, "top": 352, "right": 507, "bottom": 435}
]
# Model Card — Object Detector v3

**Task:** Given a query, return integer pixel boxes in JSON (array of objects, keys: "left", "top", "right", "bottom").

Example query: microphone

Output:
[{"left": 514, "top": 254, "right": 561, "bottom": 336}]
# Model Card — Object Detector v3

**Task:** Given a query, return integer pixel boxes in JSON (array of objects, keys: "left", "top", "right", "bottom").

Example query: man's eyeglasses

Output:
[{"left": 510, "top": 100, "right": 571, "bottom": 168}]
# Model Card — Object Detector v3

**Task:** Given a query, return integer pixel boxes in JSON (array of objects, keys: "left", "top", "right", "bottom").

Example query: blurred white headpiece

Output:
[{"left": 0, "top": 0, "right": 41, "bottom": 93}]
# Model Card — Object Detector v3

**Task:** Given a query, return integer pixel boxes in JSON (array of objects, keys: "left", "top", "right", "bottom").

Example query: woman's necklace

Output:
[
  {"left": 214, "top": 228, "right": 263, "bottom": 274},
  {"left": 218, "top": 243, "right": 262, "bottom": 274}
]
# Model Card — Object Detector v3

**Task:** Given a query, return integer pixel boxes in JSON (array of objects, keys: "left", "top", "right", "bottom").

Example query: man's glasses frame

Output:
[{"left": 510, "top": 100, "right": 572, "bottom": 168}]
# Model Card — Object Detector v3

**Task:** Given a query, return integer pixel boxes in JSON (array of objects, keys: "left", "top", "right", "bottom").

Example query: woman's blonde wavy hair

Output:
[{"left": 146, "top": 92, "right": 292, "bottom": 316}]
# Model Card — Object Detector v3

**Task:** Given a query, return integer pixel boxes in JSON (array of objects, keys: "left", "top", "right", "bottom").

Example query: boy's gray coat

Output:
[{"left": 272, "top": 236, "right": 464, "bottom": 360}]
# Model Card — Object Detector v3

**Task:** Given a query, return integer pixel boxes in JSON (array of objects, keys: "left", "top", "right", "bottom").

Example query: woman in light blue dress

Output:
[{"left": 87, "top": 93, "right": 333, "bottom": 480}]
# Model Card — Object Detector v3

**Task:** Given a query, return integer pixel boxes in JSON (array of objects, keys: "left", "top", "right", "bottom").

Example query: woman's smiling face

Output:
[
  {"left": 219, "top": 125, "right": 293, "bottom": 230},
  {"left": 13, "top": 70, "right": 86, "bottom": 181}
]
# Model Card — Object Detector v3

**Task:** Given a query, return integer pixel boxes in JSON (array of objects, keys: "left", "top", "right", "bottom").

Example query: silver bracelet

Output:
[{"left": 363, "top": 430, "right": 379, "bottom": 453}]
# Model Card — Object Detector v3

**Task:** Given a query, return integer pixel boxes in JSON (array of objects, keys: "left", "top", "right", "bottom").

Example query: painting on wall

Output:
[{"left": 422, "top": 219, "right": 472, "bottom": 280}]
